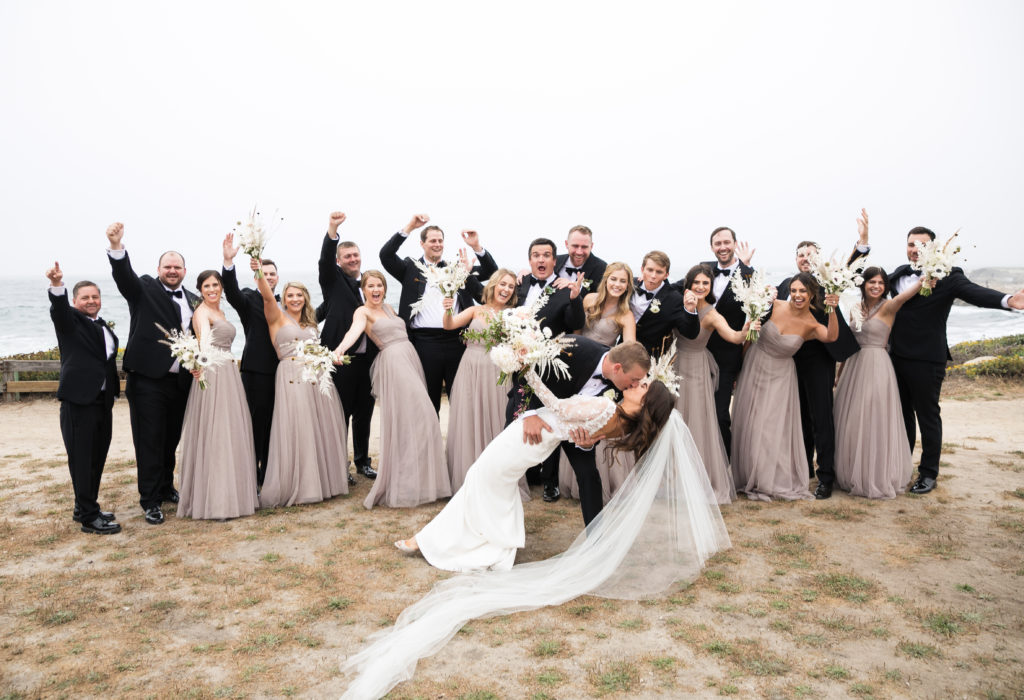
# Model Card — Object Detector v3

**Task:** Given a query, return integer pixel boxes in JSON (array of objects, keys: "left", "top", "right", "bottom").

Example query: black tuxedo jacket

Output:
[
  {"left": 49, "top": 289, "right": 120, "bottom": 407},
  {"left": 555, "top": 253, "right": 607, "bottom": 292},
  {"left": 221, "top": 266, "right": 279, "bottom": 375},
  {"left": 506, "top": 335, "right": 610, "bottom": 420},
  {"left": 514, "top": 280, "right": 585, "bottom": 337},
  {"left": 318, "top": 235, "right": 379, "bottom": 360},
  {"left": 776, "top": 275, "right": 859, "bottom": 363},
  {"left": 888, "top": 266, "right": 1006, "bottom": 363},
  {"left": 379, "top": 232, "right": 498, "bottom": 325},
  {"left": 109, "top": 251, "right": 200, "bottom": 379},
  {"left": 634, "top": 282, "right": 700, "bottom": 357}
]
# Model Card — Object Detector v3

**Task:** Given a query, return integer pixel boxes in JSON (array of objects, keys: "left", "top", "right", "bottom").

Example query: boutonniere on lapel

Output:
[
  {"left": 542, "top": 285, "right": 556, "bottom": 297},
  {"left": 649, "top": 299, "right": 661, "bottom": 314},
  {"left": 106, "top": 320, "right": 116, "bottom": 330},
  {"left": 189, "top": 297, "right": 201, "bottom": 311},
  {"left": 602, "top": 388, "right": 616, "bottom": 401},
  {"left": 581, "top": 279, "right": 592, "bottom": 291}
]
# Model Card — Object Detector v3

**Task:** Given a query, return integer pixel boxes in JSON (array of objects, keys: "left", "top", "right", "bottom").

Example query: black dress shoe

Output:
[
  {"left": 144, "top": 506, "right": 165, "bottom": 525},
  {"left": 164, "top": 490, "right": 180, "bottom": 504},
  {"left": 909, "top": 477, "right": 937, "bottom": 494},
  {"left": 348, "top": 473, "right": 357, "bottom": 486},
  {"left": 81, "top": 517, "right": 122, "bottom": 535},
  {"left": 814, "top": 482, "right": 833, "bottom": 500},
  {"left": 357, "top": 464, "right": 378, "bottom": 479},
  {"left": 542, "top": 485, "right": 560, "bottom": 503},
  {"left": 73, "top": 507, "right": 116, "bottom": 523}
]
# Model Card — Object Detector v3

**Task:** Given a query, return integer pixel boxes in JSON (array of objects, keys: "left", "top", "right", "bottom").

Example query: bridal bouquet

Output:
[
  {"left": 463, "top": 293, "right": 574, "bottom": 386},
  {"left": 288, "top": 337, "right": 347, "bottom": 395},
  {"left": 409, "top": 259, "right": 472, "bottom": 317},
  {"left": 156, "top": 324, "right": 233, "bottom": 390},
  {"left": 729, "top": 269, "right": 776, "bottom": 342},
  {"left": 233, "top": 206, "right": 280, "bottom": 278},
  {"left": 806, "top": 248, "right": 869, "bottom": 313},
  {"left": 911, "top": 231, "right": 961, "bottom": 297}
]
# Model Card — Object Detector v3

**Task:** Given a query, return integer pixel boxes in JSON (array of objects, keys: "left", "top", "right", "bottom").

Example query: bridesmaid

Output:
[
  {"left": 731, "top": 273, "right": 839, "bottom": 501},
  {"left": 560, "top": 262, "right": 637, "bottom": 500},
  {"left": 334, "top": 271, "right": 450, "bottom": 509},
  {"left": 442, "top": 268, "right": 524, "bottom": 495},
  {"left": 834, "top": 268, "right": 924, "bottom": 498},
  {"left": 674, "top": 264, "right": 755, "bottom": 504},
  {"left": 255, "top": 259, "right": 348, "bottom": 507},
  {"left": 178, "top": 270, "right": 259, "bottom": 520}
]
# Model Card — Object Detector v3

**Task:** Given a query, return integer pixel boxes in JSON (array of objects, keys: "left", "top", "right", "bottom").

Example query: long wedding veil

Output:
[{"left": 340, "top": 411, "right": 731, "bottom": 699}]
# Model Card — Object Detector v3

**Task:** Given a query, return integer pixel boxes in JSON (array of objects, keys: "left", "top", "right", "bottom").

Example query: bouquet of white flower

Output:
[
  {"left": 409, "top": 259, "right": 472, "bottom": 317},
  {"left": 288, "top": 337, "right": 347, "bottom": 395},
  {"left": 911, "top": 231, "right": 961, "bottom": 297},
  {"left": 233, "top": 207, "right": 280, "bottom": 278},
  {"left": 156, "top": 323, "right": 233, "bottom": 390},
  {"left": 806, "top": 248, "right": 869, "bottom": 314},
  {"left": 729, "top": 269, "right": 776, "bottom": 342}
]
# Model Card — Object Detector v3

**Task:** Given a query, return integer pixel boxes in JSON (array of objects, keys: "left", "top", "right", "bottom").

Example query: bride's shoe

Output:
[{"left": 394, "top": 539, "right": 418, "bottom": 554}]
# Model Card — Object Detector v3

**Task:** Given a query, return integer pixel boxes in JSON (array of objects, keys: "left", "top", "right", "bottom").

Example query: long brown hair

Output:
[
  {"left": 282, "top": 282, "right": 318, "bottom": 328},
  {"left": 609, "top": 381, "right": 675, "bottom": 462},
  {"left": 790, "top": 272, "right": 823, "bottom": 314},
  {"left": 585, "top": 262, "right": 634, "bottom": 328}
]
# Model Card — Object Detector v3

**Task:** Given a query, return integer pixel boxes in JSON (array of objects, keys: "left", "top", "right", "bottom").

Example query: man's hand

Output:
[
  {"left": 683, "top": 289, "right": 698, "bottom": 312},
  {"left": 568, "top": 427, "right": 603, "bottom": 449},
  {"left": 567, "top": 272, "right": 584, "bottom": 299},
  {"left": 106, "top": 222, "right": 124, "bottom": 250},
  {"left": 1008, "top": 288, "right": 1024, "bottom": 310},
  {"left": 328, "top": 211, "right": 347, "bottom": 238},
  {"left": 222, "top": 232, "right": 239, "bottom": 266},
  {"left": 516, "top": 267, "right": 531, "bottom": 284},
  {"left": 457, "top": 247, "right": 477, "bottom": 272},
  {"left": 736, "top": 240, "right": 755, "bottom": 266},
  {"left": 857, "top": 208, "right": 869, "bottom": 245},
  {"left": 403, "top": 214, "right": 430, "bottom": 234},
  {"left": 461, "top": 229, "right": 483, "bottom": 253},
  {"left": 46, "top": 261, "right": 63, "bottom": 287},
  {"left": 550, "top": 277, "right": 571, "bottom": 289},
  {"left": 522, "top": 415, "right": 552, "bottom": 445}
]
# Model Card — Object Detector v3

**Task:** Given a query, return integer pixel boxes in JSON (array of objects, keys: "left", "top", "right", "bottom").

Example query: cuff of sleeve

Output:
[
  {"left": 856, "top": 244, "right": 870, "bottom": 253},
  {"left": 1002, "top": 294, "right": 1011, "bottom": 309},
  {"left": 223, "top": 264, "right": 235, "bottom": 272},
  {"left": 107, "top": 248, "right": 127, "bottom": 259},
  {"left": 521, "top": 409, "right": 538, "bottom": 419},
  {"left": 48, "top": 285, "right": 67, "bottom": 296}
]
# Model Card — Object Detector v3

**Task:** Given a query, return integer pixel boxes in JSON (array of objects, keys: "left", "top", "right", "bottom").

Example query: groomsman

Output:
[
  {"left": 889, "top": 226, "right": 1024, "bottom": 494},
  {"left": 554, "top": 225, "right": 606, "bottom": 291},
  {"left": 320, "top": 212, "right": 378, "bottom": 480},
  {"left": 380, "top": 214, "right": 497, "bottom": 413},
  {"left": 512, "top": 237, "right": 586, "bottom": 501},
  {"left": 776, "top": 213, "right": 869, "bottom": 499},
  {"left": 631, "top": 250, "right": 700, "bottom": 357},
  {"left": 106, "top": 222, "right": 198, "bottom": 525},
  {"left": 221, "top": 234, "right": 279, "bottom": 487},
  {"left": 692, "top": 227, "right": 755, "bottom": 457},
  {"left": 512, "top": 338, "right": 651, "bottom": 525},
  {"left": 47, "top": 263, "right": 122, "bottom": 534}
]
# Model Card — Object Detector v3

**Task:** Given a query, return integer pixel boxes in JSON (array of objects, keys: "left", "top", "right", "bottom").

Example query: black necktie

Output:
[
  {"left": 565, "top": 266, "right": 582, "bottom": 275},
  {"left": 166, "top": 289, "right": 183, "bottom": 299},
  {"left": 531, "top": 277, "right": 548, "bottom": 288},
  {"left": 715, "top": 267, "right": 732, "bottom": 276},
  {"left": 635, "top": 285, "right": 654, "bottom": 300}
]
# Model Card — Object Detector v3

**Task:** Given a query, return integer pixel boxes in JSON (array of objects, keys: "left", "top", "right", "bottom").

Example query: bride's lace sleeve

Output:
[{"left": 524, "top": 369, "right": 617, "bottom": 437}]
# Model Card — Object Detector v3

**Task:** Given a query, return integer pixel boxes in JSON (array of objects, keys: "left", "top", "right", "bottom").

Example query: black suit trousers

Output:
[
  {"left": 241, "top": 370, "right": 275, "bottom": 486},
  {"left": 892, "top": 356, "right": 945, "bottom": 479},
  {"left": 712, "top": 361, "right": 741, "bottom": 459},
  {"left": 59, "top": 396, "right": 113, "bottom": 522},
  {"left": 332, "top": 353, "right": 376, "bottom": 468},
  {"left": 410, "top": 329, "right": 466, "bottom": 414},
  {"left": 125, "top": 371, "right": 191, "bottom": 509},
  {"left": 795, "top": 354, "right": 837, "bottom": 482},
  {"left": 537, "top": 442, "right": 603, "bottom": 524}
]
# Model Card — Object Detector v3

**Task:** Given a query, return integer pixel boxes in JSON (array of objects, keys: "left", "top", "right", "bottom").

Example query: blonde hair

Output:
[
  {"left": 641, "top": 250, "right": 671, "bottom": 273},
  {"left": 282, "top": 282, "right": 318, "bottom": 328},
  {"left": 481, "top": 268, "right": 518, "bottom": 307},
  {"left": 360, "top": 270, "right": 388, "bottom": 296},
  {"left": 586, "top": 262, "right": 634, "bottom": 328}
]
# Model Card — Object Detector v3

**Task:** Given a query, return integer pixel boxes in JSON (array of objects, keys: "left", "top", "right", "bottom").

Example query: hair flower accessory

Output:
[{"left": 645, "top": 339, "right": 680, "bottom": 398}]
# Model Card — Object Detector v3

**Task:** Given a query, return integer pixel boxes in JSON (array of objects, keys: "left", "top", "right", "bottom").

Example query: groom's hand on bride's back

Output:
[{"left": 522, "top": 415, "right": 552, "bottom": 445}]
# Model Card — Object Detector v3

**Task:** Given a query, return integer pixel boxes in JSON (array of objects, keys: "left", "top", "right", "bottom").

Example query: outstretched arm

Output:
[
  {"left": 442, "top": 298, "right": 476, "bottom": 330},
  {"left": 46, "top": 262, "right": 75, "bottom": 332},
  {"left": 333, "top": 308, "right": 369, "bottom": 357},
  {"left": 105, "top": 222, "right": 142, "bottom": 301},
  {"left": 708, "top": 309, "right": 749, "bottom": 345}
]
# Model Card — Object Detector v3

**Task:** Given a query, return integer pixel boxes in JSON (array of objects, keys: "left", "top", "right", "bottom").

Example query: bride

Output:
[{"left": 341, "top": 356, "right": 731, "bottom": 699}]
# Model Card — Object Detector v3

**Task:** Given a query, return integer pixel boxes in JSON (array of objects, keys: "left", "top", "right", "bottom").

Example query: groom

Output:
[{"left": 509, "top": 339, "right": 651, "bottom": 525}]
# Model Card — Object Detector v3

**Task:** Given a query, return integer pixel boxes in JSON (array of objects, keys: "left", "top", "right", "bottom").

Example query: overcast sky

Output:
[{"left": 3, "top": 0, "right": 1022, "bottom": 282}]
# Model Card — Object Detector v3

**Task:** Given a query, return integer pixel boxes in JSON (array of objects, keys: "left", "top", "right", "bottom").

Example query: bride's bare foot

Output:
[{"left": 394, "top": 538, "right": 418, "bottom": 554}]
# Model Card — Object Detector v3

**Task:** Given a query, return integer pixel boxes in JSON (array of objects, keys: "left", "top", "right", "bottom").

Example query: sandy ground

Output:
[{"left": 1, "top": 387, "right": 1023, "bottom": 699}]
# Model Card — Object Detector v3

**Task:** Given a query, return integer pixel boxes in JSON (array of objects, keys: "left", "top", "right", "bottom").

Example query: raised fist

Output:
[{"left": 106, "top": 222, "right": 125, "bottom": 248}]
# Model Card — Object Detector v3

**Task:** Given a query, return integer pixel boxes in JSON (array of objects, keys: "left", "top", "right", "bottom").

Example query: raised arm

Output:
[
  {"left": 319, "top": 212, "right": 346, "bottom": 296},
  {"left": 380, "top": 214, "right": 429, "bottom": 279},
  {"left": 441, "top": 298, "right": 477, "bottom": 330},
  {"left": 46, "top": 262, "right": 75, "bottom": 332},
  {"left": 708, "top": 308, "right": 749, "bottom": 345},
  {"left": 252, "top": 257, "right": 281, "bottom": 325},
  {"left": 673, "top": 290, "right": 701, "bottom": 340},
  {"left": 333, "top": 307, "right": 370, "bottom": 356},
  {"left": 847, "top": 208, "right": 870, "bottom": 265},
  {"left": 105, "top": 222, "right": 142, "bottom": 301},
  {"left": 810, "top": 294, "right": 840, "bottom": 343},
  {"left": 221, "top": 233, "right": 248, "bottom": 321}
]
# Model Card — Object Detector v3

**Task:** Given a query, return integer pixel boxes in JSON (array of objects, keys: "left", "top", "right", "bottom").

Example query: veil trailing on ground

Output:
[{"left": 340, "top": 411, "right": 731, "bottom": 699}]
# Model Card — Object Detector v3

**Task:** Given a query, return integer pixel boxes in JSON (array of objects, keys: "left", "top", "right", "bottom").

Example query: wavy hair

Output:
[
  {"left": 585, "top": 262, "right": 634, "bottom": 328},
  {"left": 282, "top": 281, "right": 318, "bottom": 328},
  {"left": 683, "top": 264, "right": 717, "bottom": 306},
  {"left": 481, "top": 268, "right": 519, "bottom": 307},
  {"left": 608, "top": 381, "right": 675, "bottom": 463},
  {"left": 790, "top": 272, "right": 823, "bottom": 314}
]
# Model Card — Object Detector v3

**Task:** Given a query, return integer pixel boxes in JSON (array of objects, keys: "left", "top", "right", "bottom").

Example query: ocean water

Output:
[{"left": 3, "top": 271, "right": 1023, "bottom": 357}]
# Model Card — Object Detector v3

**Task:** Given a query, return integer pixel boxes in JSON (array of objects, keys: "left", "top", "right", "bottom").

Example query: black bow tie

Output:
[
  {"left": 909, "top": 269, "right": 923, "bottom": 277},
  {"left": 635, "top": 285, "right": 654, "bottom": 300},
  {"left": 531, "top": 277, "right": 548, "bottom": 288},
  {"left": 564, "top": 266, "right": 582, "bottom": 275},
  {"left": 94, "top": 318, "right": 106, "bottom": 328},
  {"left": 715, "top": 267, "right": 733, "bottom": 277},
  {"left": 274, "top": 294, "right": 281, "bottom": 302},
  {"left": 166, "top": 289, "right": 183, "bottom": 299}
]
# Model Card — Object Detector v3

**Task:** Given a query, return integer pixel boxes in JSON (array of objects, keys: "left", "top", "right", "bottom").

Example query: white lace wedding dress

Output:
[{"left": 340, "top": 371, "right": 731, "bottom": 700}]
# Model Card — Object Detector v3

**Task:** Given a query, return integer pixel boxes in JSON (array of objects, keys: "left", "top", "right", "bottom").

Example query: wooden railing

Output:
[{"left": 1, "top": 359, "right": 126, "bottom": 402}]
